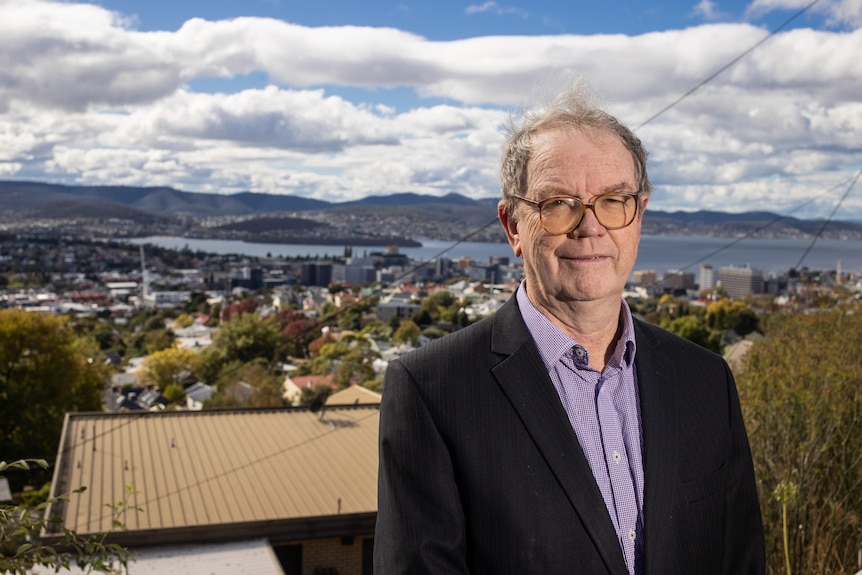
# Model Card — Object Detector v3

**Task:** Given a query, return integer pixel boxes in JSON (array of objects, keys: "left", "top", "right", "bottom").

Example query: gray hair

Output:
[{"left": 500, "top": 87, "right": 652, "bottom": 217}]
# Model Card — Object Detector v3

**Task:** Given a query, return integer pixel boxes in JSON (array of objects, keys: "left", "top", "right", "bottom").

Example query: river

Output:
[{"left": 126, "top": 235, "right": 862, "bottom": 276}]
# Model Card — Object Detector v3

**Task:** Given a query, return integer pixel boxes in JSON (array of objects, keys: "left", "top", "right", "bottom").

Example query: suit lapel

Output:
[
  {"left": 489, "top": 296, "right": 629, "bottom": 575},
  {"left": 633, "top": 320, "right": 679, "bottom": 574}
]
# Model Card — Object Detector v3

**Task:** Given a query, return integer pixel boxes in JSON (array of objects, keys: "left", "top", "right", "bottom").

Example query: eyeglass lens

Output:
[{"left": 541, "top": 194, "right": 637, "bottom": 234}]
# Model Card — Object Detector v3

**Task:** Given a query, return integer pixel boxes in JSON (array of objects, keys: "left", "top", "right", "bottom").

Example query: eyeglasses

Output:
[{"left": 512, "top": 191, "right": 642, "bottom": 235}]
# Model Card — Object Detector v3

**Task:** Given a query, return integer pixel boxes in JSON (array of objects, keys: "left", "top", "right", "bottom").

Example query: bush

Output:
[{"left": 737, "top": 306, "right": 862, "bottom": 574}]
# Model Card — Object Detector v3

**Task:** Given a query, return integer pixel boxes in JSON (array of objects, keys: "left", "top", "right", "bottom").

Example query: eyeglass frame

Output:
[{"left": 511, "top": 191, "right": 644, "bottom": 235}]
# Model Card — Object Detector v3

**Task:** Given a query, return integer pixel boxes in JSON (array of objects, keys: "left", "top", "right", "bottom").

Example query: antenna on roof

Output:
[{"left": 309, "top": 389, "right": 330, "bottom": 421}]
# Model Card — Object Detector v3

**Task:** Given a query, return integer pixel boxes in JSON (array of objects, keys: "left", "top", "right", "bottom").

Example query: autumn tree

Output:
[
  {"left": 736, "top": 305, "right": 862, "bottom": 574},
  {"left": 276, "top": 308, "right": 322, "bottom": 358},
  {"left": 0, "top": 310, "right": 105, "bottom": 487},
  {"left": 136, "top": 347, "right": 199, "bottom": 390}
]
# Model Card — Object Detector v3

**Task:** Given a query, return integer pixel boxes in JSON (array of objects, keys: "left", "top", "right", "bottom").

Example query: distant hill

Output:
[
  {"left": 0, "top": 180, "right": 328, "bottom": 218},
  {"left": 1, "top": 180, "right": 861, "bottom": 240}
]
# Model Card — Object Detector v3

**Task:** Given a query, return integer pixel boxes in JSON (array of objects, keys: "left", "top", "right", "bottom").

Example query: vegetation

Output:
[
  {"left": 0, "top": 310, "right": 106, "bottom": 489},
  {"left": 633, "top": 295, "right": 758, "bottom": 354},
  {"left": 737, "top": 305, "right": 862, "bottom": 575},
  {"left": 0, "top": 459, "right": 134, "bottom": 574}
]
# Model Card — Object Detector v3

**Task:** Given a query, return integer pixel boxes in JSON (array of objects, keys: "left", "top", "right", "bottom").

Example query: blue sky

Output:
[{"left": 1, "top": 0, "right": 860, "bottom": 219}]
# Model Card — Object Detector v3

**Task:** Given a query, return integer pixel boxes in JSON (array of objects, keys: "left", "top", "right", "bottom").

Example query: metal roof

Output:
[{"left": 44, "top": 405, "right": 379, "bottom": 543}]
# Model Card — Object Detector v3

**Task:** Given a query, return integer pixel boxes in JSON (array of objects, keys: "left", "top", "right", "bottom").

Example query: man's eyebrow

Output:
[
  {"left": 532, "top": 182, "right": 636, "bottom": 197},
  {"left": 600, "top": 182, "right": 636, "bottom": 194}
]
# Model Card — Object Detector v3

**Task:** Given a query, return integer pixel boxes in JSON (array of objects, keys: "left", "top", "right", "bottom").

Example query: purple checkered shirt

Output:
[{"left": 517, "top": 283, "right": 645, "bottom": 575}]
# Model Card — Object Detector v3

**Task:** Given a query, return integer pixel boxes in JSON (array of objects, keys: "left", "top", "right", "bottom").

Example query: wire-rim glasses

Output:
[{"left": 512, "top": 192, "right": 642, "bottom": 235}]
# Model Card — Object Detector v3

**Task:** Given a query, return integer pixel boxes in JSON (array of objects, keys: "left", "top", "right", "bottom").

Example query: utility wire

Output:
[
  {"left": 675, "top": 175, "right": 858, "bottom": 271},
  {"left": 635, "top": 0, "right": 824, "bottom": 130},
  {"left": 794, "top": 167, "right": 862, "bottom": 270}
]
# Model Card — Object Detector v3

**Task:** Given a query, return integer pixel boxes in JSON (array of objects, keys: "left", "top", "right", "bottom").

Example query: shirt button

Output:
[
  {"left": 613, "top": 450, "right": 621, "bottom": 464},
  {"left": 628, "top": 529, "right": 636, "bottom": 541},
  {"left": 574, "top": 347, "right": 585, "bottom": 358}
]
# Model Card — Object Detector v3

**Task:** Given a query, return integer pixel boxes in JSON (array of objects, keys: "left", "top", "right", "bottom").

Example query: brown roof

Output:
[{"left": 45, "top": 406, "right": 379, "bottom": 545}]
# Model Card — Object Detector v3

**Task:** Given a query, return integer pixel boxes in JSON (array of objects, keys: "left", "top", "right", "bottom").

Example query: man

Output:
[{"left": 374, "top": 88, "right": 765, "bottom": 574}]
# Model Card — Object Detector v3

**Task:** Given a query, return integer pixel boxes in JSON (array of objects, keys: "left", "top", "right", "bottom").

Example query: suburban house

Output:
[{"left": 42, "top": 398, "right": 380, "bottom": 575}]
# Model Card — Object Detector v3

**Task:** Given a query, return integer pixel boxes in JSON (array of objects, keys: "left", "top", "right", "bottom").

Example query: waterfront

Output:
[{"left": 127, "top": 235, "right": 862, "bottom": 276}]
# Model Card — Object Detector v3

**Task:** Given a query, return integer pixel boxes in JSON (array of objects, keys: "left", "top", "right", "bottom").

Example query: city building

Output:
[
  {"left": 699, "top": 265, "right": 716, "bottom": 291},
  {"left": 661, "top": 269, "right": 696, "bottom": 292},
  {"left": 632, "top": 269, "right": 658, "bottom": 287},
  {"left": 301, "top": 262, "right": 333, "bottom": 287},
  {"left": 718, "top": 265, "right": 764, "bottom": 299}
]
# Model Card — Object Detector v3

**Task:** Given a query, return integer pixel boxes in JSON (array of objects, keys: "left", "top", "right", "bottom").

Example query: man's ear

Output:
[{"left": 498, "top": 200, "right": 522, "bottom": 258}]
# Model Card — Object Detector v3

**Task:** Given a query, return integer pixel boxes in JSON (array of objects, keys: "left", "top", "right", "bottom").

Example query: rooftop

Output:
[{"left": 45, "top": 405, "right": 379, "bottom": 546}]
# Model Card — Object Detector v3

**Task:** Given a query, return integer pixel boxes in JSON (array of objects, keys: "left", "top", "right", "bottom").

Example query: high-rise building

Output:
[
  {"left": 301, "top": 262, "right": 333, "bottom": 287},
  {"left": 699, "top": 265, "right": 715, "bottom": 291},
  {"left": 718, "top": 265, "right": 763, "bottom": 299}
]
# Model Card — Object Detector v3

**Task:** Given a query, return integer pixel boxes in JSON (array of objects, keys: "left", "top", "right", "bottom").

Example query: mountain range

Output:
[{"left": 2, "top": 180, "right": 861, "bottom": 240}]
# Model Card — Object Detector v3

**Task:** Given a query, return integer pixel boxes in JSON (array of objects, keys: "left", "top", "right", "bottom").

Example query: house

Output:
[
  {"left": 326, "top": 385, "right": 381, "bottom": 406},
  {"left": 184, "top": 381, "right": 217, "bottom": 410},
  {"left": 43, "top": 405, "right": 379, "bottom": 575}
]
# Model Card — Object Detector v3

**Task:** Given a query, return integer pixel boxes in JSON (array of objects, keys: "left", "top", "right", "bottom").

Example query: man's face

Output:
[{"left": 499, "top": 128, "right": 647, "bottom": 312}]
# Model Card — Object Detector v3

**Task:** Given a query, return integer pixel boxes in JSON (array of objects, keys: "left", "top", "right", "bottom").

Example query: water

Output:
[{"left": 126, "top": 235, "right": 862, "bottom": 276}]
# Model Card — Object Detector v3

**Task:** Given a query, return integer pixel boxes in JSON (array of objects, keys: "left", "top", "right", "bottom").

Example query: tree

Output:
[
  {"left": 662, "top": 315, "right": 723, "bottom": 354},
  {"left": 0, "top": 310, "right": 104, "bottom": 486},
  {"left": 706, "top": 299, "right": 759, "bottom": 336},
  {"left": 393, "top": 320, "right": 421, "bottom": 346},
  {"left": 276, "top": 308, "right": 322, "bottom": 358},
  {"left": 205, "top": 360, "right": 283, "bottom": 408},
  {"left": 211, "top": 312, "right": 283, "bottom": 365},
  {"left": 736, "top": 305, "right": 862, "bottom": 574},
  {"left": 136, "top": 347, "right": 199, "bottom": 390}
]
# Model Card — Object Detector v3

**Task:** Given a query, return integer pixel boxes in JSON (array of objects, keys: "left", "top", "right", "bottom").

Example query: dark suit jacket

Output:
[{"left": 374, "top": 294, "right": 765, "bottom": 575}]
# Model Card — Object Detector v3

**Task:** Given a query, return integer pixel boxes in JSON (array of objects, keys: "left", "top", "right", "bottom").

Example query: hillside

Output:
[{"left": 1, "top": 180, "right": 861, "bottom": 241}]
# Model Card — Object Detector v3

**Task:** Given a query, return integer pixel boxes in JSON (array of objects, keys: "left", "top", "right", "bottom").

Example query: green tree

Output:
[
  {"left": 205, "top": 360, "right": 283, "bottom": 408},
  {"left": 736, "top": 305, "right": 862, "bottom": 575},
  {"left": 393, "top": 320, "right": 422, "bottom": 346},
  {"left": 0, "top": 311, "right": 104, "bottom": 484},
  {"left": 706, "top": 299, "right": 759, "bottom": 336},
  {"left": 162, "top": 383, "right": 186, "bottom": 404},
  {"left": 662, "top": 315, "right": 723, "bottom": 354},
  {"left": 211, "top": 312, "right": 283, "bottom": 365}
]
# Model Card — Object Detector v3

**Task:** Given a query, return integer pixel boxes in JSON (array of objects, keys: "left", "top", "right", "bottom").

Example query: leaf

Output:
[{"left": 16, "top": 543, "right": 33, "bottom": 555}]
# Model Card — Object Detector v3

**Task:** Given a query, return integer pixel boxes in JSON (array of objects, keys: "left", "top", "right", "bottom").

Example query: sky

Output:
[{"left": 1, "top": 0, "right": 861, "bottom": 220}]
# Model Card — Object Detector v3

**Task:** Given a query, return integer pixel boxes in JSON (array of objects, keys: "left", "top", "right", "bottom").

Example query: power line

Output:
[
  {"left": 674, "top": 174, "right": 858, "bottom": 271},
  {"left": 794, "top": 167, "right": 862, "bottom": 270},
  {"left": 635, "top": 0, "right": 824, "bottom": 130}
]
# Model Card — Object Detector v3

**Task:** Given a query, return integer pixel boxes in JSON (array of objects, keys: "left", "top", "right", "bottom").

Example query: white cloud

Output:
[
  {"left": 746, "top": 0, "right": 862, "bottom": 28},
  {"left": 465, "top": 2, "right": 528, "bottom": 17},
  {"left": 691, "top": 0, "right": 725, "bottom": 20},
  {"left": 0, "top": 0, "right": 860, "bottom": 218}
]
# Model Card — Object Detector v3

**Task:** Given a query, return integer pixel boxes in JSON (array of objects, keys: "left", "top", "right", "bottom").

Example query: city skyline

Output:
[{"left": 1, "top": 0, "right": 860, "bottom": 219}]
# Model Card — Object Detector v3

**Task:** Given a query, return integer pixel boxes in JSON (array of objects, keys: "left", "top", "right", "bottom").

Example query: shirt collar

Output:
[{"left": 516, "top": 280, "right": 637, "bottom": 372}]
